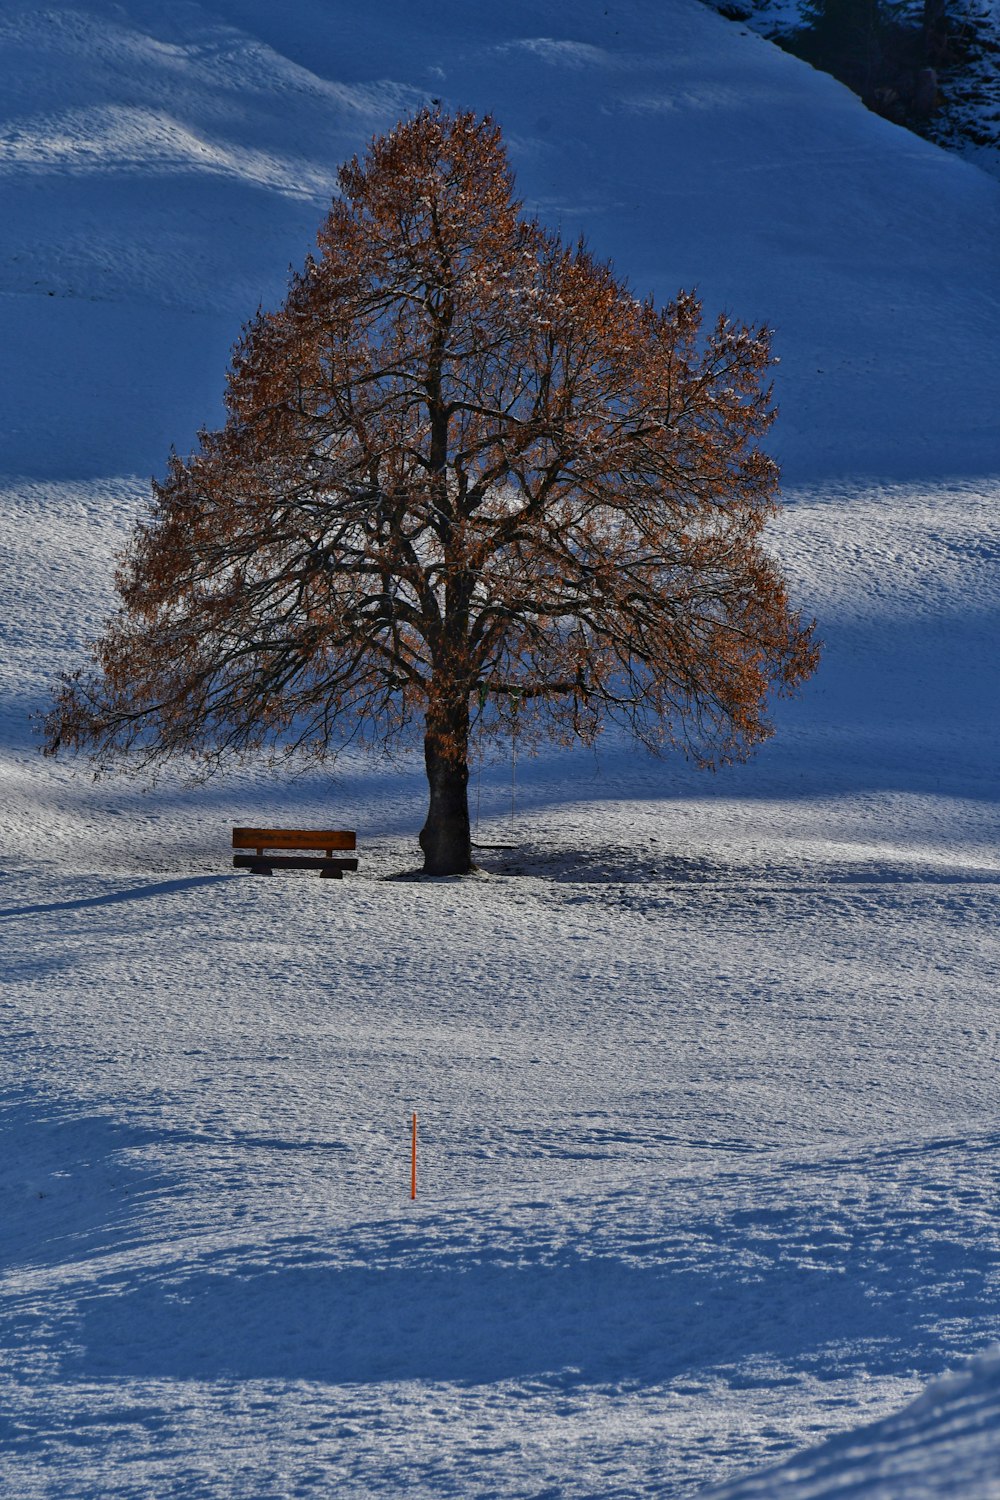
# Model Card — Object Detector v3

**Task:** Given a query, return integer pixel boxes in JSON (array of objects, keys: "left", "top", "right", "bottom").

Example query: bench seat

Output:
[{"left": 232, "top": 827, "right": 358, "bottom": 878}]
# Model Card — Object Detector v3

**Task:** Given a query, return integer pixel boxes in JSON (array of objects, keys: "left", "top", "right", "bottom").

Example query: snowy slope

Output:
[
  {"left": 3, "top": 2, "right": 1000, "bottom": 1498},
  {"left": 1, "top": 0, "right": 999, "bottom": 481},
  {"left": 740, "top": 0, "right": 1000, "bottom": 185},
  {"left": 706, "top": 1350, "right": 1000, "bottom": 1496}
]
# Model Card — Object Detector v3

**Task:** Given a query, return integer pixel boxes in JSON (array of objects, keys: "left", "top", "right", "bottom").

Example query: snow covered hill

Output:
[
  {"left": 3, "top": 2, "right": 1000, "bottom": 1497},
  {"left": 2, "top": 0, "right": 999, "bottom": 482},
  {"left": 706, "top": 1350, "right": 1000, "bottom": 1496}
]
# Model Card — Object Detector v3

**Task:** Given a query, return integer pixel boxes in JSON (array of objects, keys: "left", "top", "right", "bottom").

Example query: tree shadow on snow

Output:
[
  {"left": 34, "top": 1179, "right": 1000, "bottom": 1389},
  {"left": 0, "top": 1090, "right": 178, "bottom": 1272},
  {"left": 0, "top": 873, "right": 236, "bottom": 919},
  {"left": 473, "top": 841, "right": 1000, "bottom": 889}
]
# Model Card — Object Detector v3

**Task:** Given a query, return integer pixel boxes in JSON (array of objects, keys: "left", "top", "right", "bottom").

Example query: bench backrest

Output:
[{"left": 233, "top": 827, "right": 356, "bottom": 855}]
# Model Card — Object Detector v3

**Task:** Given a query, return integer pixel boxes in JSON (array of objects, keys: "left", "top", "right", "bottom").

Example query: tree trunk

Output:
[{"left": 418, "top": 705, "right": 473, "bottom": 876}]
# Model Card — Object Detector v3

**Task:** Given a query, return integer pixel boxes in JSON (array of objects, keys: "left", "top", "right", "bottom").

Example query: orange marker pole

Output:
[{"left": 411, "top": 1112, "right": 417, "bottom": 1200}]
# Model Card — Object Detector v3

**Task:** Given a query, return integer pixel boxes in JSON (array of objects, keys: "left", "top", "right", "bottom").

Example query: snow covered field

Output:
[{"left": 3, "top": 2, "right": 1000, "bottom": 1496}]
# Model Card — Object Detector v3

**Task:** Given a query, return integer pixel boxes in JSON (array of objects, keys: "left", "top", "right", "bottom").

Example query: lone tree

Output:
[{"left": 45, "top": 108, "right": 818, "bottom": 876}]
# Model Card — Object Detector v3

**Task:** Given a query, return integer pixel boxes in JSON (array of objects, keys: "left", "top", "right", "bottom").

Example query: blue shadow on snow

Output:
[{"left": 0, "top": 874, "right": 236, "bottom": 920}]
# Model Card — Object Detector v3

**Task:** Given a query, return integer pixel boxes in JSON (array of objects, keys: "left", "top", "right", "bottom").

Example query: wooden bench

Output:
[{"left": 232, "top": 827, "right": 358, "bottom": 878}]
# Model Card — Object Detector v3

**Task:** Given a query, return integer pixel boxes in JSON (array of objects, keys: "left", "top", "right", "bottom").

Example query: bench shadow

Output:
[{"left": 0, "top": 874, "right": 237, "bottom": 919}]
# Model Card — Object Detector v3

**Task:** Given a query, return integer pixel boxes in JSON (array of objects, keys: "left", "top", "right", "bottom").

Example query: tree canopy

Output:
[{"left": 45, "top": 107, "right": 818, "bottom": 875}]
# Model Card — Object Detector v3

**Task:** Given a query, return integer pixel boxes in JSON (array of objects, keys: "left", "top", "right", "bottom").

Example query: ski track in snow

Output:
[{"left": 3, "top": 0, "right": 1000, "bottom": 1495}]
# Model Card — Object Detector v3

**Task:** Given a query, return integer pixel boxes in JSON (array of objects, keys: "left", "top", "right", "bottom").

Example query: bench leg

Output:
[
  {"left": 320, "top": 867, "right": 344, "bottom": 879},
  {"left": 249, "top": 860, "right": 273, "bottom": 875}
]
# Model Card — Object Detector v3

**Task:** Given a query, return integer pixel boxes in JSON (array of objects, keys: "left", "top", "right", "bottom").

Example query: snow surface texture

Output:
[
  {"left": 3, "top": 2, "right": 1000, "bottom": 1497},
  {"left": 707, "top": 1351, "right": 1000, "bottom": 1496}
]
